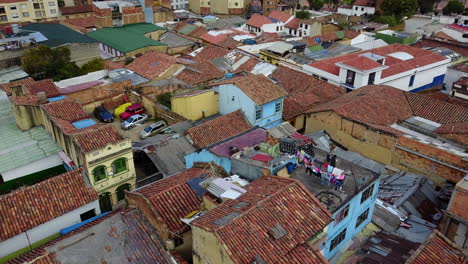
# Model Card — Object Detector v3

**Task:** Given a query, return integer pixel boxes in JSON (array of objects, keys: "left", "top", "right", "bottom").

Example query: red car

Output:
[{"left": 119, "top": 103, "right": 145, "bottom": 120}]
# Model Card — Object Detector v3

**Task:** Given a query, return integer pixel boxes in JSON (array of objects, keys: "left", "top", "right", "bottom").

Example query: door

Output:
[
  {"left": 99, "top": 192, "right": 112, "bottom": 212},
  {"left": 116, "top": 184, "right": 131, "bottom": 202}
]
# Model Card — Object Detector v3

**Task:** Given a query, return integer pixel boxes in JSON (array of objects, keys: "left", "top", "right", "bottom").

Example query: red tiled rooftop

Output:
[
  {"left": 353, "top": 0, "right": 374, "bottom": 6},
  {"left": 308, "top": 44, "right": 448, "bottom": 78},
  {"left": 285, "top": 17, "right": 301, "bottom": 29},
  {"left": 126, "top": 51, "right": 188, "bottom": 80},
  {"left": 42, "top": 98, "right": 89, "bottom": 122},
  {"left": 59, "top": 4, "right": 93, "bottom": 15},
  {"left": 192, "top": 176, "right": 331, "bottom": 264},
  {"left": 212, "top": 74, "right": 287, "bottom": 105},
  {"left": 247, "top": 13, "right": 274, "bottom": 28},
  {"left": 63, "top": 16, "right": 97, "bottom": 29},
  {"left": 73, "top": 125, "right": 124, "bottom": 153},
  {"left": 187, "top": 110, "right": 252, "bottom": 148},
  {"left": 131, "top": 168, "right": 208, "bottom": 233},
  {"left": 0, "top": 77, "right": 35, "bottom": 96},
  {"left": 10, "top": 95, "right": 40, "bottom": 106},
  {"left": 405, "top": 92, "right": 468, "bottom": 124},
  {"left": 25, "top": 79, "right": 60, "bottom": 98},
  {"left": 0, "top": 169, "right": 98, "bottom": 241},
  {"left": 340, "top": 56, "right": 385, "bottom": 71},
  {"left": 176, "top": 61, "right": 224, "bottom": 85},
  {"left": 407, "top": 230, "right": 467, "bottom": 264},
  {"left": 192, "top": 45, "right": 230, "bottom": 62},
  {"left": 435, "top": 123, "right": 468, "bottom": 135},
  {"left": 268, "top": 10, "right": 292, "bottom": 23}
]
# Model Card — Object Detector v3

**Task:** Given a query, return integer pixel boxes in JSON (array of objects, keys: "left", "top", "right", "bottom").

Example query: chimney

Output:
[{"left": 37, "top": 92, "right": 48, "bottom": 104}]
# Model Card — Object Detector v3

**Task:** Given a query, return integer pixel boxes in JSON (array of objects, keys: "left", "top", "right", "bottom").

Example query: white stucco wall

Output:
[
  {"left": 442, "top": 27, "right": 468, "bottom": 43},
  {"left": 261, "top": 22, "right": 283, "bottom": 33},
  {"left": 0, "top": 200, "right": 100, "bottom": 257},
  {"left": 337, "top": 7, "right": 352, "bottom": 16},
  {"left": 352, "top": 5, "right": 375, "bottom": 16}
]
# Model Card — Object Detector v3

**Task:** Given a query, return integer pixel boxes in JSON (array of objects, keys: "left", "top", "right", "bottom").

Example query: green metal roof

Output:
[
  {"left": 86, "top": 23, "right": 167, "bottom": 53},
  {"left": 21, "top": 23, "right": 97, "bottom": 47},
  {"left": 177, "top": 24, "right": 198, "bottom": 35},
  {"left": 335, "top": 31, "right": 345, "bottom": 39},
  {"left": 308, "top": 44, "right": 324, "bottom": 52}
]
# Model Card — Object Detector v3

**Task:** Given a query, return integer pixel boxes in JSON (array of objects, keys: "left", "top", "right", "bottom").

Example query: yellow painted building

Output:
[
  {"left": 0, "top": 0, "right": 59, "bottom": 24},
  {"left": 171, "top": 89, "right": 218, "bottom": 121}
]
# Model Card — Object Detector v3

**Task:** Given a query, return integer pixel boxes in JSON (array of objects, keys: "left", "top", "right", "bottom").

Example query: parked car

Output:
[
  {"left": 139, "top": 120, "right": 168, "bottom": 139},
  {"left": 93, "top": 106, "right": 114, "bottom": 123},
  {"left": 114, "top": 103, "right": 132, "bottom": 118},
  {"left": 121, "top": 114, "right": 149, "bottom": 130},
  {"left": 119, "top": 103, "right": 145, "bottom": 120}
]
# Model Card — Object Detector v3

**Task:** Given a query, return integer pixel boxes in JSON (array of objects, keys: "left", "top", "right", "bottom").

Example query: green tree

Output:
[
  {"left": 80, "top": 58, "right": 104, "bottom": 75},
  {"left": 371, "top": 15, "right": 399, "bottom": 26},
  {"left": 443, "top": 0, "right": 464, "bottom": 15},
  {"left": 21, "top": 45, "right": 81, "bottom": 81},
  {"left": 296, "top": 10, "right": 311, "bottom": 19},
  {"left": 308, "top": 0, "right": 324, "bottom": 10},
  {"left": 381, "top": 0, "right": 418, "bottom": 19}
]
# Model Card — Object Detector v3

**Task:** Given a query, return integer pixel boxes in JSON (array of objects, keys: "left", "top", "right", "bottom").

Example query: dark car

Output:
[{"left": 94, "top": 106, "right": 114, "bottom": 123}]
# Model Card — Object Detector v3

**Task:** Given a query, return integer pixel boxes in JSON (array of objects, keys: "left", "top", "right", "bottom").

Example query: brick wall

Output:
[
  {"left": 447, "top": 184, "right": 468, "bottom": 220},
  {"left": 228, "top": 8, "right": 244, "bottom": 15},
  {"left": 66, "top": 80, "right": 131, "bottom": 107}
]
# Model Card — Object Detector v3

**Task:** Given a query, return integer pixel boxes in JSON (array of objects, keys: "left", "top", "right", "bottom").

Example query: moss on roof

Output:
[{"left": 86, "top": 23, "right": 167, "bottom": 53}]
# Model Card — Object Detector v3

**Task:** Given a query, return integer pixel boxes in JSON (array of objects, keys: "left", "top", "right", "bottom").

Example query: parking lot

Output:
[{"left": 109, "top": 117, "right": 159, "bottom": 142}]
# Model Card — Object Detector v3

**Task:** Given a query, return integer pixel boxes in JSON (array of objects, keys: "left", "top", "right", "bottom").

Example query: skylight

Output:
[{"left": 388, "top": 52, "right": 414, "bottom": 61}]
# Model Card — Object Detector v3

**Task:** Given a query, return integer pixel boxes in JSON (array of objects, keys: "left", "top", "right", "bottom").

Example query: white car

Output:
[
  {"left": 121, "top": 114, "right": 149, "bottom": 130},
  {"left": 139, "top": 120, "right": 167, "bottom": 139}
]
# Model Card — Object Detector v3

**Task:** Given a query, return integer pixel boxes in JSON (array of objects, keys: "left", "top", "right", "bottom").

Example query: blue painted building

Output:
[
  {"left": 213, "top": 74, "right": 287, "bottom": 129},
  {"left": 323, "top": 180, "right": 380, "bottom": 259},
  {"left": 185, "top": 149, "right": 233, "bottom": 173}
]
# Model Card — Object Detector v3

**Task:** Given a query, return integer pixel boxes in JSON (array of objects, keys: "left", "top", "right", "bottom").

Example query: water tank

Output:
[
  {"left": 11, "top": 24, "right": 20, "bottom": 34},
  {"left": 315, "top": 37, "right": 321, "bottom": 43},
  {"left": 225, "top": 73, "right": 233, "bottom": 79}
]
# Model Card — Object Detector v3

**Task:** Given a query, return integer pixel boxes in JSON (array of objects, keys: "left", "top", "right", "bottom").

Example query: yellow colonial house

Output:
[
  {"left": 171, "top": 89, "right": 218, "bottom": 121},
  {"left": 0, "top": 0, "right": 59, "bottom": 24},
  {"left": 7, "top": 82, "right": 136, "bottom": 212}
]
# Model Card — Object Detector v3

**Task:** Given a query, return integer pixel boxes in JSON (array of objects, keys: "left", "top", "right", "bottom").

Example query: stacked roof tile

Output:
[
  {"left": 192, "top": 176, "right": 331, "bottom": 264},
  {"left": 187, "top": 110, "right": 252, "bottom": 148},
  {"left": 130, "top": 168, "right": 208, "bottom": 233},
  {"left": 407, "top": 230, "right": 467, "bottom": 264},
  {"left": 0, "top": 169, "right": 98, "bottom": 241},
  {"left": 212, "top": 74, "right": 287, "bottom": 105},
  {"left": 73, "top": 125, "right": 124, "bottom": 153}
]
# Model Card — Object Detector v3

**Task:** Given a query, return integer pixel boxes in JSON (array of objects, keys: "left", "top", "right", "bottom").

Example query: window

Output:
[
  {"left": 235, "top": 2, "right": 238, "bottom": 6},
  {"left": 409, "top": 75, "right": 415, "bottom": 87},
  {"left": 0, "top": 7, "right": 5, "bottom": 14},
  {"left": 174, "top": 236, "right": 184, "bottom": 247},
  {"left": 11, "top": 13, "right": 18, "bottom": 18},
  {"left": 9, "top": 5, "right": 17, "bottom": 10},
  {"left": 361, "top": 7, "right": 364, "bottom": 11},
  {"left": 80, "top": 209, "right": 96, "bottom": 221},
  {"left": 330, "top": 228, "right": 347, "bottom": 251},
  {"left": 361, "top": 184, "right": 374, "bottom": 203},
  {"left": 93, "top": 166, "right": 107, "bottom": 183},
  {"left": 355, "top": 6, "right": 358, "bottom": 10},
  {"left": 23, "top": 12, "right": 29, "bottom": 17},
  {"left": 112, "top": 158, "right": 127, "bottom": 174},
  {"left": 355, "top": 208, "right": 370, "bottom": 228},
  {"left": 0, "top": 15, "right": 6, "bottom": 21},
  {"left": 304, "top": 24, "right": 308, "bottom": 29},
  {"left": 50, "top": 9, "right": 56, "bottom": 14},
  {"left": 48, "top": 1, "right": 55, "bottom": 6},
  {"left": 275, "top": 101, "right": 282, "bottom": 113},
  {"left": 334, "top": 204, "right": 350, "bottom": 225},
  {"left": 255, "top": 106, "right": 263, "bottom": 120},
  {"left": 346, "top": 70, "right": 356, "bottom": 86},
  {"left": 33, "top": 3, "right": 40, "bottom": 9},
  {"left": 40, "top": 3, "right": 44, "bottom": 8},
  {"left": 368, "top": 72, "right": 375, "bottom": 85}
]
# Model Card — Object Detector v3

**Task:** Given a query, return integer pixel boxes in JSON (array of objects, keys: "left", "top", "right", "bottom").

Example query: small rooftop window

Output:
[{"left": 388, "top": 52, "right": 414, "bottom": 61}]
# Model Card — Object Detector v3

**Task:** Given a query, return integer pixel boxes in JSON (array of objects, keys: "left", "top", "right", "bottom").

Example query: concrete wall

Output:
[
  {"left": 192, "top": 226, "right": 235, "bottom": 264},
  {"left": 189, "top": 0, "right": 201, "bottom": 13},
  {"left": 324, "top": 180, "right": 379, "bottom": 259},
  {"left": 210, "top": 0, "right": 228, "bottom": 14},
  {"left": 337, "top": 7, "right": 352, "bottom": 16},
  {"left": 171, "top": 90, "right": 218, "bottom": 121},
  {"left": 352, "top": 5, "right": 375, "bottom": 16},
  {"left": 185, "top": 149, "right": 232, "bottom": 173},
  {"left": 445, "top": 66, "right": 468, "bottom": 94},
  {"left": 255, "top": 99, "right": 284, "bottom": 129},
  {"left": 0, "top": 200, "right": 100, "bottom": 257}
]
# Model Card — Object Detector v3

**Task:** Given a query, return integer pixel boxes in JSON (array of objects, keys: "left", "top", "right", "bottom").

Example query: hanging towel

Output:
[
  {"left": 327, "top": 165, "right": 334, "bottom": 173},
  {"left": 332, "top": 168, "right": 343, "bottom": 176}
]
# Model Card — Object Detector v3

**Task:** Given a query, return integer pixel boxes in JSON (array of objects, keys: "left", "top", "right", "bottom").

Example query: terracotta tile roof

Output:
[
  {"left": 272, "top": 67, "right": 345, "bottom": 119},
  {"left": 192, "top": 176, "right": 331, "bottom": 264},
  {"left": 0, "top": 77, "right": 35, "bottom": 96},
  {"left": 434, "top": 31, "right": 456, "bottom": 41},
  {"left": 42, "top": 98, "right": 89, "bottom": 122},
  {"left": 407, "top": 230, "right": 467, "bottom": 264},
  {"left": 131, "top": 168, "right": 209, "bottom": 233},
  {"left": 285, "top": 17, "right": 300, "bottom": 29},
  {"left": 25, "top": 79, "right": 60, "bottom": 97},
  {"left": 412, "top": 39, "right": 468, "bottom": 57},
  {"left": 176, "top": 62, "right": 224, "bottom": 85},
  {"left": 193, "top": 45, "right": 230, "bottom": 62},
  {"left": 0, "top": 169, "right": 98, "bottom": 241},
  {"left": 104, "top": 59, "right": 125, "bottom": 70},
  {"left": 211, "top": 74, "right": 287, "bottom": 105},
  {"left": 63, "top": 16, "right": 97, "bottom": 29},
  {"left": 268, "top": 10, "right": 292, "bottom": 23},
  {"left": 344, "top": 29, "right": 360, "bottom": 39},
  {"left": 10, "top": 95, "right": 40, "bottom": 106},
  {"left": 187, "top": 26, "right": 208, "bottom": 38},
  {"left": 353, "top": 0, "right": 374, "bottom": 6},
  {"left": 425, "top": 92, "right": 468, "bottom": 108},
  {"left": 308, "top": 44, "right": 448, "bottom": 78},
  {"left": 73, "top": 125, "right": 124, "bottom": 153},
  {"left": 340, "top": 56, "right": 384, "bottom": 71},
  {"left": 59, "top": 4, "right": 93, "bottom": 15},
  {"left": 126, "top": 51, "right": 188, "bottom": 80},
  {"left": 405, "top": 92, "right": 468, "bottom": 124},
  {"left": 308, "top": 85, "right": 414, "bottom": 126},
  {"left": 247, "top": 13, "right": 274, "bottom": 28},
  {"left": 435, "top": 123, "right": 468, "bottom": 134},
  {"left": 187, "top": 110, "right": 252, "bottom": 148}
]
